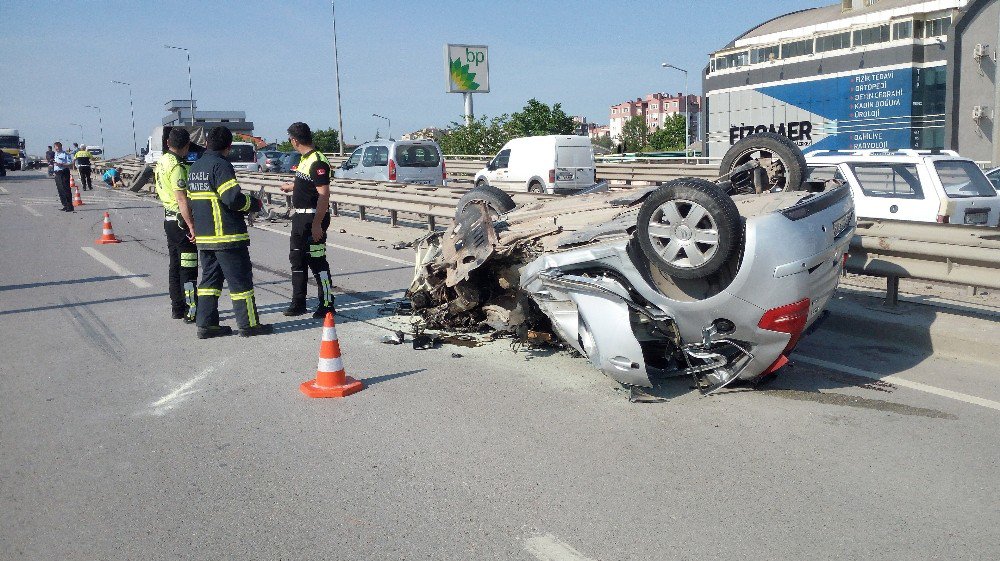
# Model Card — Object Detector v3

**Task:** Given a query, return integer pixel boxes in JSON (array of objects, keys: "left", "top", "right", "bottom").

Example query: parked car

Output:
[
  {"left": 986, "top": 167, "right": 999, "bottom": 192},
  {"left": 226, "top": 142, "right": 261, "bottom": 172},
  {"left": 335, "top": 139, "right": 445, "bottom": 186},
  {"left": 279, "top": 152, "right": 301, "bottom": 173},
  {"left": 804, "top": 149, "right": 1000, "bottom": 226},
  {"left": 257, "top": 150, "right": 284, "bottom": 173},
  {"left": 474, "top": 135, "right": 596, "bottom": 194},
  {"left": 408, "top": 135, "right": 855, "bottom": 394}
]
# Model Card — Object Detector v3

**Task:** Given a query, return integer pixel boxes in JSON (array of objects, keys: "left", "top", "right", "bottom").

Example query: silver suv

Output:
[{"left": 334, "top": 139, "right": 445, "bottom": 186}]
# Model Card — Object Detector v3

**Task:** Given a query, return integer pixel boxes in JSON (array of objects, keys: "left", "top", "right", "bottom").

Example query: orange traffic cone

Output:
[
  {"left": 71, "top": 176, "right": 84, "bottom": 207},
  {"left": 300, "top": 312, "right": 364, "bottom": 398},
  {"left": 95, "top": 212, "right": 121, "bottom": 244}
]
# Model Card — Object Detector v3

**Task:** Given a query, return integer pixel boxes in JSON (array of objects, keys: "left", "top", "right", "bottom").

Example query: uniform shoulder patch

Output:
[
  {"left": 316, "top": 167, "right": 326, "bottom": 175},
  {"left": 176, "top": 178, "right": 186, "bottom": 188}
]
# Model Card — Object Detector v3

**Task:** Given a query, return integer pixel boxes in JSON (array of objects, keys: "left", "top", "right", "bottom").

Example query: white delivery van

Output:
[{"left": 475, "top": 135, "right": 596, "bottom": 194}]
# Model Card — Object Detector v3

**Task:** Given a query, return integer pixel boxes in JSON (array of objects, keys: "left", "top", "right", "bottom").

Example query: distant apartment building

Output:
[
  {"left": 589, "top": 124, "right": 610, "bottom": 139},
  {"left": 608, "top": 93, "right": 702, "bottom": 144},
  {"left": 401, "top": 127, "right": 445, "bottom": 141},
  {"left": 162, "top": 99, "right": 254, "bottom": 135}
]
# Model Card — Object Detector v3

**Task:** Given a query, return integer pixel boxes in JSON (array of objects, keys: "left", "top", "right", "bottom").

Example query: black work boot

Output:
[
  {"left": 197, "top": 325, "right": 233, "bottom": 339},
  {"left": 239, "top": 324, "right": 274, "bottom": 337},
  {"left": 312, "top": 304, "right": 335, "bottom": 319},
  {"left": 171, "top": 309, "right": 186, "bottom": 320},
  {"left": 283, "top": 302, "right": 307, "bottom": 316}
]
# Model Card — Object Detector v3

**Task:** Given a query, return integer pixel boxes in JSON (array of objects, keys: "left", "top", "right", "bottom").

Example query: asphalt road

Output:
[{"left": 2, "top": 171, "right": 999, "bottom": 560}]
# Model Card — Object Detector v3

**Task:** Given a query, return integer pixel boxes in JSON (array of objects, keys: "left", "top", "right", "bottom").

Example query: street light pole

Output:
[
  {"left": 112, "top": 80, "right": 138, "bottom": 156},
  {"left": 372, "top": 114, "right": 390, "bottom": 140},
  {"left": 70, "top": 122, "right": 84, "bottom": 144},
  {"left": 84, "top": 105, "right": 104, "bottom": 155},
  {"left": 164, "top": 45, "right": 195, "bottom": 125},
  {"left": 661, "top": 62, "right": 690, "bottom": 160},
  {"left": 331, "top": 1, "right": 346, "bottom": 155}
]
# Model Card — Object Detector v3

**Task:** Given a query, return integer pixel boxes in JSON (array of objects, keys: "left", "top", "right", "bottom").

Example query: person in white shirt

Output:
[{"left": 52, "top": 142, "right": 75, "bottom": 212}]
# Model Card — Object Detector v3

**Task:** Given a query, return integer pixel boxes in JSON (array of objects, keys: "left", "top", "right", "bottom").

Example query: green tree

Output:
[
  {"left": 276, "top": 128, "right": 340, "bottom": 153},
  {"left": 617, "top": 115, "right": 648, "bottom": 152},
  {"left": 509, "top": 98, "right": 575, "bottom": 136},
  {"left": 648, "top": 114, "right": 686, "bottom": 151},
  {"left": 438, "top": 115, "right": 520, "bottom": 155},
  {"left": 591, "top": 134, "right": 613, "bottom": 150}
]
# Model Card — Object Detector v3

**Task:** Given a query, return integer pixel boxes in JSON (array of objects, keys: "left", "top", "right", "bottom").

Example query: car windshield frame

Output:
[
  {"left": 933, "top": 160, "right": 998, "bottom": 198},
  {"left": 395, "top": 144, "right": 441, "bottom": 168}
]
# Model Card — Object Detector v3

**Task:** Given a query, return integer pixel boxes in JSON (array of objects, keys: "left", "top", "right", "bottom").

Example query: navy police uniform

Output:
[
  {"left": 185, "top": 150, "right": 265, "bottom": 334},
  {"left": 287, "top": 149, "right": 334, "bottom": 316}
]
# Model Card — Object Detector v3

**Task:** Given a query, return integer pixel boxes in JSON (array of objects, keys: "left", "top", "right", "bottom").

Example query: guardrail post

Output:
[
  {"left": 284, "top": 195, "right": 291, "bottom": 209},
  {"left": 885, "top": 275, "right": 899, "bottom": 307},
  {"left": 331, "top": 202, "right": 339, "bottom": 217},
  {"left": 359, "top": 206, "right": 366, "bottom": 222},
  {"left": 427, "top": 215, "right": 436, "bottom": 231},
  {"left": 390, "top": 210, "right": 398, "bottom": 227}
]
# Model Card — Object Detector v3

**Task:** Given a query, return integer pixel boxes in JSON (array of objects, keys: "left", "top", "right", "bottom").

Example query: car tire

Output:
[
  {"left": 718, "top": 132, "right": 806, "bottom": 194},
  {"left": 635, "top": 178, "right": 742, "bottom": 280},
  {"left": 528, "top": 181, "right": 544, "bottom": 194},
  {"left": 455, "top": 184, "right": 516, "bottom": 221},
  {"left": 475, "top": 178, "right": 488, "bottom": 189}
]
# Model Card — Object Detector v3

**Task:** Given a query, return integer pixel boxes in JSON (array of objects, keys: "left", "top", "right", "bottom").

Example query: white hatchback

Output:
[{"left": 805, "top": 149, "right": 1000, "bottom": 226}]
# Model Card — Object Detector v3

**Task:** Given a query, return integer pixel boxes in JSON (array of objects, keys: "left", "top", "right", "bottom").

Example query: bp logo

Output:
[
  {"left": 450, "top": 55, "right": 481, "bottom": 91},
  {"left": 446, "top": 44, "right": 489, "bottom": 94}
]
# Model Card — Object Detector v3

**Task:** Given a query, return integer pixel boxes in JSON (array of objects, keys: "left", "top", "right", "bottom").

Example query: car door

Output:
[
  {"left": 488, "top": 149, "right": 511, "bottom": 189},
  {"left": 336, "top": 148, "right": 363, "bottom": 179},
  {"left": 361, "top": 145, "right": 390, "bottom": 182},
  {"left": 844, "top": 162, "right": 936, "bottom": 221}
]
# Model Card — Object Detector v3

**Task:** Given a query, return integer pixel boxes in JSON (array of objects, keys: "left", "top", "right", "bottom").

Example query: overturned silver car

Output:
[{"left": 408, "top": 136, "right": 855, "bottom": 393}]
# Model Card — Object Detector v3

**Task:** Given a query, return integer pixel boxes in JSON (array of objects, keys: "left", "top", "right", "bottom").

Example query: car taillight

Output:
[
  {"left": 389, "top": 159, "right": 397, "bottom": 181},
  {"left": 936, "top": 214, "right": 950, "bottom": 223},
  {"left": 442, "top": 160, "right": 447, "bottom": 180},
  {"left": 548, "top": 169, "right": 555, "bottom": 183},
  {"left": 758, "top": 298, "right": 811, "bottom": 355}
]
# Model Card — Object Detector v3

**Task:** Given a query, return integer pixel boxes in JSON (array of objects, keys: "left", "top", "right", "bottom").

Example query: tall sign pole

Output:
[
  {"left": 446, "top": 44, "right": 489, "bottom": 126},
  {"left": 332, "top": 1, "right": 346, "bottom": 155}
]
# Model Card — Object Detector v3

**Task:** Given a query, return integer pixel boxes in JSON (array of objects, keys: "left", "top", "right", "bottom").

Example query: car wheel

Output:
[
  {"left": 635, "top": 178, "right": 742, "bottom": 280},
  {"left": 718, "top": 132, "right": 806, "bottom": 194},
  {"left": 528, "top": 181, "right": 544, "bottom": 194},
  {"left": 455, "top": 184, "right": 516, "bottom": 221}
]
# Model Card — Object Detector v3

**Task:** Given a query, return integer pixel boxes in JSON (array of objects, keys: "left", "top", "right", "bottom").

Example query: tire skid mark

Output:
[{"left": 60, "top": 297, "right": 125, "bottom": 363}]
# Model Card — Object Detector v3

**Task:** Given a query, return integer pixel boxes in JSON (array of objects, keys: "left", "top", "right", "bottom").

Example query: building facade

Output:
[
  {"left": 609, "top": 93, "right": 702, "bottom": 144},
  {"left": 703, "top": 0, "right": 999, "bottom": 165},
  {"left": 162, "top": 99, "right": 255, "bottom": 135}
]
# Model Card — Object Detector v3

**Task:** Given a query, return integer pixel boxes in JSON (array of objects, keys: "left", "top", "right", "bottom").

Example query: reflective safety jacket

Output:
[
  {"left": 185, "top": 150, "right": 261, "bottom": 249},
  {"left": 154, "top": 151, "right": 188, "bottom": 215},
  {"left": 74, "top": 150, "right": 92, "bottom": 167},
  {"left": 291, "top": 149, "right": 332, "bottom": 209}
]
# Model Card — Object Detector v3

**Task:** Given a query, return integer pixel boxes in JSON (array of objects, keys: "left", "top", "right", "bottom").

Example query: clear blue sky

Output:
[{"left": 0, "top": 0, "right": 823, "bottom": 157}]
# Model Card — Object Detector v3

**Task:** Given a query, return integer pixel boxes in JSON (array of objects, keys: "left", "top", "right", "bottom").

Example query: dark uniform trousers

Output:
[
  {"left": 289, "top": 212, "right": 333, "bottom": 308},
  {"left": 164, "top": 218, "right": 198, "bottom": 318},
  {"left": 79, "top": 166, "right": 92, "bottom": 190},
  {"left": 196, "top": 246, "right": 260, "bottom": 330},
  {"left": 54, "top": 170, "right": 72, "bottom": 209}
]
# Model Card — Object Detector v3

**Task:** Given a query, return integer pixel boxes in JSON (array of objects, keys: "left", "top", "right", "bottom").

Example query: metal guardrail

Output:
[
  {"left": 96, "top": 158, "right": 1000, "bottom": 303},
  {"left": 847, "top": 219, "right": 1000, "bottom": 304}
]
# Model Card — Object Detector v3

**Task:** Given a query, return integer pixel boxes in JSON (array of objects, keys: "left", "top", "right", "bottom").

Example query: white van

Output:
[
  {"left": 336, "top": 139, "right": 445, "bottom": 186},
  {"left": 475, "top": 135, "right": 596, "bottom": 194},
  {"left": 805, "top": 149, "right": 1000, "bottom": 226}
]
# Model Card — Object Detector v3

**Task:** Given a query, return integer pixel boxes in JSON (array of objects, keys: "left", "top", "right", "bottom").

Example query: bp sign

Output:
[{"left": 445, "top": 44, "right": 489, "bottom": 93}]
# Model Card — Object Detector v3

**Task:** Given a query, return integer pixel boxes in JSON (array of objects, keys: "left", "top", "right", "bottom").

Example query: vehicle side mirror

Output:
[{"left": 487, "top": 162, "right": 496, "bottom": 171}]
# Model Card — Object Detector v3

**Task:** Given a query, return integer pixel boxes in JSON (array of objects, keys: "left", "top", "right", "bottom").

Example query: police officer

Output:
[
  {"left": 279, "top": 122, "right": 335, "bottom": 318},
  {"left": 181, "top": 126, "right": 271, "bottom": 339},
  {"left": 74, "top": 144, "right": 94, "bottom": 190},
  {"left": 155, "top": 128, "right": 198, "bottom": 322}
]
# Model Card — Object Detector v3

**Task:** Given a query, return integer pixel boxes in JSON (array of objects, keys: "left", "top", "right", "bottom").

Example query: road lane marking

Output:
[
  {"left": 0, "top": 185, "right": 8, "bottom": 194},
  {"left": 80, "top": 247, "right": 153, "bottom": 288},
  {"left": 524, "top": 534, "right": 596, "bottom": 561},
  {"left": 253, "top": 223, "right": 412, "bottom": 265},
  {"left": 21, "top": 204, "right": 42, "bottom": 217},
  {"left": 794, "top": 354, "right": 1000, "bottom": 413}
]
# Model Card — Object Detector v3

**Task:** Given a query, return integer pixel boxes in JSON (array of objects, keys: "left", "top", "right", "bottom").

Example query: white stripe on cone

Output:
[
  {"left": 322, "top": 326, "right": 337, "bottom": 341},
  {"left": 317, "top": 356, "right": 344, "bottom": 373}
]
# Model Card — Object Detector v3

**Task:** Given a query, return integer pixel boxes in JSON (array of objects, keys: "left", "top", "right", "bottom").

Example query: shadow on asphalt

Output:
[
  {"left": 0, "top": 292, "right": 169, "bottom": 316},
  {"left": 361, "top": 368, "right": 424, "bottom": 386},
  {"left": 0, "top": 274, "right": 151, "bottom": 292}
]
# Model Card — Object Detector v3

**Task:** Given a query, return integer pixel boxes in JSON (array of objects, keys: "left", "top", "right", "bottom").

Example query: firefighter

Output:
[
  {"left": 154, "top": 128, "right": 198, "bottom": 322},
  {"left": 181, "top": 126, "right": 271, "bottom": 339},
  {"left": 278, "top": 122, "right": 335, "bottom": 318},
  {"left": 74, "top": 144, "right": 94, "bottom": 190}
]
